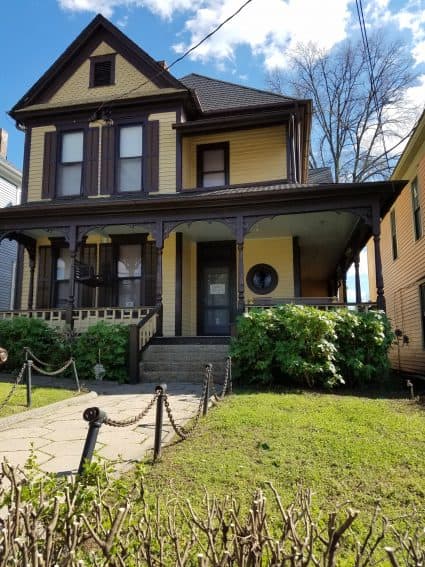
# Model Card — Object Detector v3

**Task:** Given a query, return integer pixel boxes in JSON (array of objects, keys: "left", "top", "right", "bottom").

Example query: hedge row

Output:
[
  {"left": 0, "top": 318, "right": 129, "bottom": 382},
  {"left": 230, "top": 305, "right": 393, "bottom": 388}
]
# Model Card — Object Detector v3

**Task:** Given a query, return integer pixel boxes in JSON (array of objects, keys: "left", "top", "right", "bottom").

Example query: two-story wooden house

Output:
[{"left": 0, "top": 15, "right": 405, "bottom": 380}]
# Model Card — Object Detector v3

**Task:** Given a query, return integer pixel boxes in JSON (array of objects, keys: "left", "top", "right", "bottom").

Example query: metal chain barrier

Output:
[
  {"left": 163, "top": 365, "right": 211, "bottom": 440},
  {"left": 0, "top": 363, "right": 27, "bottom": 412},
  {"left": 31, "top": 357, "right": 75, "bottom": 376},
  {"left": 210, "top": 356, "right": 232, "bottom": 402},
  {"left": 103, "top": 392, "right": 159, "bottom": 428},
  {"left": 24, "top": 347, "right": 49, "bottom": 367}
]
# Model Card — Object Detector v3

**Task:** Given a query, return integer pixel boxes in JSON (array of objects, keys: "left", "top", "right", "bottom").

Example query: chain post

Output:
[
  {"left": 153, "top": 384, "right": 167, "bottom": 462},
  {"left": 227, "top": 357, "right": 232, "bottom": 396},
  {"left": 203, "top": 364, "right": 211, "bottom": 416},
  {"left": 26, "top": 359, "right": 32, "bottom": 408},
  {"left": 78, "top": 407, "right": 107, "bottom": 474},
  {"left": 72, "top": 358, "right": 80, "bottom": 392}
]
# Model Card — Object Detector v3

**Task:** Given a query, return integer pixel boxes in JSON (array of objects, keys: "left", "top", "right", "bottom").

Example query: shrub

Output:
[
  {"left": 72, "top": 321, "right": 129, "bottom": 382},
  {"left": 230, "top": 305, "right": 393, "bottom": 388},
  {"left": 0, "top": 317, "right": 67, "bottom": 372},
  {"left": 332, "top": 309, "right": 394, "bottom": 385}
]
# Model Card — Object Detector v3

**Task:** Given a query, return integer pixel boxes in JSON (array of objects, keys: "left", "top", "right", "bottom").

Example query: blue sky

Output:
[{"left": 2, "top": 0, "right": 425, "bottom": 169}]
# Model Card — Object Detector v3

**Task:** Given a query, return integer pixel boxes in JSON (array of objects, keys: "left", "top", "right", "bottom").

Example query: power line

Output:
[
  {"left": 92, "top": 0, "right": 254, "bottom": 119},
  {"left": 355, "top": 0, "right": 391, "bottom": 172}
]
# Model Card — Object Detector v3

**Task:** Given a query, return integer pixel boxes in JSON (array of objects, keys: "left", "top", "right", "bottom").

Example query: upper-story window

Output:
[
  {"left": 90, "top": 54, "right": 116, "bottom": 87},
  {"left": 390, "top": 209, "right": 398, "bottom": 260},
  {"left": 411, "top": 177, "right": 422, "bottom": 240},
  {"left": 197, "top": 142, "right": 229, "bottom": 188},
  {"left": 118, "top": 125, "right": 143, "bottom": 192},
  {"left": 57, "top": 131, "right": 84, "bottom": 197}
]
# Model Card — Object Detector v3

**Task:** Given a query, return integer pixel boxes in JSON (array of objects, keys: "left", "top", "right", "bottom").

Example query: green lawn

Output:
[
  {"left": 143, "top": 389, "right": 425, "bottom": 524},
  {"left": 0, "top": 382, "right": 79, "bottom": 417}
]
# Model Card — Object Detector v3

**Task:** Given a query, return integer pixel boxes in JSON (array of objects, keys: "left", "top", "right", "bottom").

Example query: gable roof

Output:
[
  {"left": 11, "top": 14, "right": 185, "bottom": 114},
  {"left": 308, "top": 167, "right": 334, "bottom": 184},
  {"left": 180, "top": 73, "right": 296, "bottom": 114}
]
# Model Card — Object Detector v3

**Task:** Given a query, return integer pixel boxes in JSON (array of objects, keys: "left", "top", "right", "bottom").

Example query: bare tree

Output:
[{"left": 268, "top": 34, "right": 419, "bottom": 182}]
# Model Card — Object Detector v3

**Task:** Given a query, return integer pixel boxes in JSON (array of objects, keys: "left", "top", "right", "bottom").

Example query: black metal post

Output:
[
  {"left": 228, "top": 357, "right": 233, "bottom": 396},
  {"left": 203, "top": 365, "right": 211, "bottom": 416},
  {"left": 153, "top": 384, "right": 167, "bottom": 461},
  {"left": 78, "top": 407, "right": 107, "bottom": 474},
  {"left": 26, "top": 360, "right": 32, "bottom": 408}
]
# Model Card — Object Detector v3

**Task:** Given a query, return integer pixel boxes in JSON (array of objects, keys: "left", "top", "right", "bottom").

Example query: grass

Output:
[
  {"left": 0, "top": 382, "right": 79, "bottom": 417},
  {"left": 142, "top": 388, "right": 425, "bottom": 525}
]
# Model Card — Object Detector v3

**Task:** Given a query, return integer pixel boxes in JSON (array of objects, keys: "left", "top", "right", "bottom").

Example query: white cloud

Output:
[
  {"left": 172, "top": 0, "right": 352, "bottom": 69},
  {"left": 58, "top": 0, "right": 198, "bottom": 19},
  {"left": 57, "top": 0, "right": 425, "bottom": 76}
]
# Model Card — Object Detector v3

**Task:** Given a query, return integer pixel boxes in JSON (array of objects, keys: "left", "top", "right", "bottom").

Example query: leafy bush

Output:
[
  {"left": 230, "top": 306, "right": 393, "bottom": 388},
  {"left": 332, "top": 309, "right": 394, "bottom": 386},
  {"left": 0, "top": 317, "right": 68, "bottom": 372},
  {"left": 72, "top": 321, "right": 129, "bottom": 382}
]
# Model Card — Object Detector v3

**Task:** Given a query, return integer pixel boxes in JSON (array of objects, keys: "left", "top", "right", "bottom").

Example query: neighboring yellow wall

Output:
[
  {"left": 243, "top": 237, "right": 294, "bottom": 302},
  {"left": 149, "top": 112, "right": 176, "bottom": 193},
  {"left": 182, "top": 125, "right": 287, "bottom": 189},
  {"left": 28, "top": 125, "right": 56, "bottom": 202},
  {"left": 181, "top": 236, "right": 197, "bottom": 336},
  {"left": 378, "top": 143, "right": 425, "bottom": 374},
  {"left": 48, "top": 42, "right": 159, "bottom": 104},
  {"left": 162, "top": 233, "right": 176, "bottom": 336}
]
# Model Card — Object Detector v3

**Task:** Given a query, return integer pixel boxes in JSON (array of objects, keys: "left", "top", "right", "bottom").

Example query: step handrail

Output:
[{"left": 128, "top": 303, "right": 162, "bottom": 383}]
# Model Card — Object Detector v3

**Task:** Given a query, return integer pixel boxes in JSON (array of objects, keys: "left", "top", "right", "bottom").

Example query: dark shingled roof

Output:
[
  {"left": 308, "top": 167, "right": 334, "bottom": 184},
  {"left": 180, "top": 73, "right": 295, "bottom": 113}
]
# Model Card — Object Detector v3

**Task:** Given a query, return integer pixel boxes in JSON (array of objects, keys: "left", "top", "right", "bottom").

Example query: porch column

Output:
[
  {"left": 341, "top": 271, "right": 348, "bottom": 304},
  {"left": 155, "top": 243, "right": 163, "bottom": 335},
  {"left": 354, "top": 254, "right": 362, "bottom": 304},
  {"left": 372, "top": 203, "right": 386, "bottom": 311},
  {"left": 237, "top": 241, "right": 245, "bottom": 313},
  {"left": 236, "top": 216, "right": 245, "bottom": 314},
  {"left": 66, "top": 226, "right": 78, "bottom": 328},
  {"left": 27, "top": 255, "right": 36, "bottom": 311}
]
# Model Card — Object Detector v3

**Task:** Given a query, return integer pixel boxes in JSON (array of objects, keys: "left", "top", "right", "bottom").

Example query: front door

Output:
[{"left": 198, "top": 242, "right": 236, "bottom": 335}]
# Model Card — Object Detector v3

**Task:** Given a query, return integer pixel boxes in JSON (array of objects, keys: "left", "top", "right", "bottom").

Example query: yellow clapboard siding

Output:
[
  {"left": 149, "top": 112, "right": 176, "bottom": 193},
  {"left": 28, "top": 125, "right": 56, "bottom": 202},
  {"left": 243, "top": 237, "right": 294, "bottom": 301},
  {"left": 49, "top": 42, "right": 159, "bottom": 104},
  {"left": 372, "top": 123, "right": 425, "bottom": 374},
  {"left": 182, "top": 125, "right": 287, "bottom": 189},
  {"left": 162, "top": 233, "right": 176, "bottom": 336}
]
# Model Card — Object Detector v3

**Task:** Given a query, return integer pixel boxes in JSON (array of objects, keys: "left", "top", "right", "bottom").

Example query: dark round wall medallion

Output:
[{"left": 246, "top": 264, "right": 278, "bottom": 294}]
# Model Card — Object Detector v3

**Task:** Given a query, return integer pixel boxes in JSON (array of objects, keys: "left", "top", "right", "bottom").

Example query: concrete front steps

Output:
[{"left": 140, "top": 337, "right": 230, "bottom": 383}]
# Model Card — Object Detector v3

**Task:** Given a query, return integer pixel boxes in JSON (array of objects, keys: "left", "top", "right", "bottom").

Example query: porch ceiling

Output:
[{"left": 248, "top": 211, "right": 358, "bottom": 280}]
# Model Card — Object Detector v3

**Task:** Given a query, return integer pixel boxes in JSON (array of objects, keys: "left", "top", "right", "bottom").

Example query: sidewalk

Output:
[{"left": 0, "top": 378, "right": 203, "bottom": 475}]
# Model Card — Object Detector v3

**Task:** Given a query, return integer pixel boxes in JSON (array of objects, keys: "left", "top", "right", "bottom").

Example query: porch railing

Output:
[
  {"left": 245, "top": 297, "right": 377, "bottom": 312},
  {"left": 0, "top": 306, "right": 155, "bottom": 332},
  {"left": 128, "top": 304, "right": 162, "bottom": 383}
]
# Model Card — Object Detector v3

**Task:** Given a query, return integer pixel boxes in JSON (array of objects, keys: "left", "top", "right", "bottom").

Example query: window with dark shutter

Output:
[
  {"left": 90, "top": 55, "right": 116, "bottom": 88},
  {"left": 390, "top": 209, "right": 398, "bottom": 260},
  {"left": 197, "top": 142, "right": 229, "bottom": 188}
]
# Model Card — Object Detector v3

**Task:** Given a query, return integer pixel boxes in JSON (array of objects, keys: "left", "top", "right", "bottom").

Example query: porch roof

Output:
[{"left": 0, "top": 179, "right": 406, "bottom": 222}]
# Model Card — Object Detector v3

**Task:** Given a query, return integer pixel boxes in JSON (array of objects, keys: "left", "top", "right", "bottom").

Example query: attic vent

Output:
[{"left": 90, "top": 54, "right": 115, "bottom": 88}]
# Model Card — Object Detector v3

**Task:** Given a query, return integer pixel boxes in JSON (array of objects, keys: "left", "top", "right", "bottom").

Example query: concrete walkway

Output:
[{"left": 0, "top": 378, "right": 203, "bottom": 475}]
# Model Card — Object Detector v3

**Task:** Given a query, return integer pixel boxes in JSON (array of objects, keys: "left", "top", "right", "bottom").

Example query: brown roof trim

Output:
[
  {"left": 10, "top": 14, "right": 186, "bottom": 115},
  {"left": 173, "top": 109, "right": 293, "bottom": 134},
  {"left": 12, "top": 91, "right": 194, "bottom": 124},
  {"left": 0, "top": 180, "right": 407, "bottom": 224}
]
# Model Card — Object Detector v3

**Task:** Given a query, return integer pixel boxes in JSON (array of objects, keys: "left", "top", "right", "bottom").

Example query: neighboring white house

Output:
[{"left": 0, "top": 129, "right": 21, "bottom": 309}]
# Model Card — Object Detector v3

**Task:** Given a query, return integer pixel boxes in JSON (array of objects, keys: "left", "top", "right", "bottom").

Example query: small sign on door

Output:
[{"left": 210, "top": 283, "right": 226, "bottom": 295}]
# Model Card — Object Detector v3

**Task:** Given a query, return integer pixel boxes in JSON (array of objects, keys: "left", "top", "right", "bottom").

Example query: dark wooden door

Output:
[{"left": 198, "top": 242, "right": 236, "bottom": 335}]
